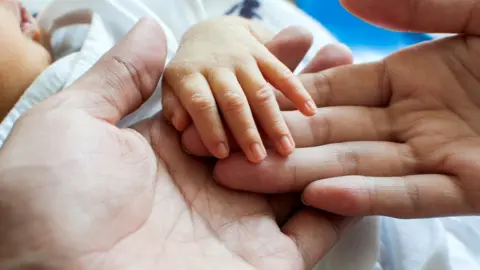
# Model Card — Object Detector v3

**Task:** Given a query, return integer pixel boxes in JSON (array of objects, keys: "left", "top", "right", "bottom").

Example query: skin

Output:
[
  {"left": 0, "top": 0, "right": 51, "bottom": 122},
  {"left": 0, "top": 19, "right": 354, "bottom": 269},
  {"left": 162, "top": 16, "right": 318, "bottom": 163},
  {"left": 190, "top": 0, "right": 480, "bottom": 219}
]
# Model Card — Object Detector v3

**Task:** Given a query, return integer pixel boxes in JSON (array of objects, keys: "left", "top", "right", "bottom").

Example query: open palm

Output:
[{"left": 0, "top": 20, "right": 347, "bottom": 269}]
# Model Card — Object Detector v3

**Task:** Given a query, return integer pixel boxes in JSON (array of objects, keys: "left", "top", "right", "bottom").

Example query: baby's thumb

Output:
[{"left": 44, "top": 18, "right": 167, "bottom": 124}]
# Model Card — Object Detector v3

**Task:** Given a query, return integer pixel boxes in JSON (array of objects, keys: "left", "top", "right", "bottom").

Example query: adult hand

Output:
[
  {"left": 0, "top": 20, "right": 350, "bottom": 269},
  {"left": 208, "top": 0, "right": 480, "bottom": 219}
]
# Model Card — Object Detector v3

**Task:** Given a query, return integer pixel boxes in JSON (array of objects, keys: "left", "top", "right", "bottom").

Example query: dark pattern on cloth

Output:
[{"left": 226, "top": 0, "right": 262, "bottom": 20}]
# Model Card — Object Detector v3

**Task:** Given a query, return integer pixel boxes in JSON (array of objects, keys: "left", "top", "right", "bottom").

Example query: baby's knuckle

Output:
[
  {"left": 164, "top": 61, "right": 195, "bottom": 80},
  {"left": 253, "top": 84, "right": 275, "bottom": 105},
  {"left": 269, "top": 119, "right": 289, "bottom": 136},
  {"left": 233, "top": 54, "right": 255, "bottom": 68},
  {"left": 222, "top": 92, "right": 247, "bottom": 113},
  {"left": 242, "top": 125, "right": 261, "bottom": 140},
  {"left": 189, "top": 93, "right": 216, "bottom": 113},
  {"left": 277, "top": 69, "right": 296, "bottom": 84}
]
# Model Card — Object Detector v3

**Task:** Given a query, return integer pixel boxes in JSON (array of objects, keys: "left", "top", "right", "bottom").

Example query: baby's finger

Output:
[
  {"left": 162, "top": 82, "right": 191, "bottom": 131},
  {"left": 208, "top": 68, "right": 266, "bottom": 163},
  {"left": 255, "top": 49, "right": 317, "bottom": 116},
  {"left": 236, "top": 63, "right": 295, "bottom": 156},
  {"left": 182, "top": 123, "right": 240, "bottom": 157},
  {"left": 175, "top": 73, "right": 229, "bottom": 159}
]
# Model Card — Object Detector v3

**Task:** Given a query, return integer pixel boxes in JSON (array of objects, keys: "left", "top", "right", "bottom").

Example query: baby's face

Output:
[{"left": 0, "top": 0, "right": 52, "bottom": 121}]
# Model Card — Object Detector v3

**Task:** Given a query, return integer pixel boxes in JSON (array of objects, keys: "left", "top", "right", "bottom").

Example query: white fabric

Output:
[{"left": 1, "top": 0, "right": 479, "bottom": 269}]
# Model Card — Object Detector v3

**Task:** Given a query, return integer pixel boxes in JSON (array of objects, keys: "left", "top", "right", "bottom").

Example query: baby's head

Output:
[{"left": 0, "top": 0, "right": 51, "bottom": 121}]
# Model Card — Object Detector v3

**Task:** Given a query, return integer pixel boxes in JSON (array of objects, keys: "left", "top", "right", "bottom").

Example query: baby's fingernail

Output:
[
  {"left": 250, "top": 143, "right": 266, "bottom": 163},
  {"left": 277, "top": 136, "right": 294, "bottom": 155},
  {"left": 215, "top": 142, "right": 229, "bottom": 159},
  {"left": 306, "top": 100, "right": 317, "bottom": 115}
]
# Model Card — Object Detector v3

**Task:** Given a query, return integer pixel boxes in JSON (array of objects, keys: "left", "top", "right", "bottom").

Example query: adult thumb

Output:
[
  {"left": 341, "top": 0, "right": 480, "bottom": 35},
  {"left": 43, "top": 18, "right": 167, "bottom": 124}
]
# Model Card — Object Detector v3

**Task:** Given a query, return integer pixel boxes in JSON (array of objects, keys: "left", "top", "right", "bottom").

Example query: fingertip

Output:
[
  {"left": 275, "top": 135, "right": 295, "bottom": 157},
  {"left": 247, "top": 142, "right": 267, "bottom": 163},
  {"left": 198, "top": 126, "right": 230, "bottom": 160},
  {"left": 213, "top": 158, "right": 236, "bottom": 187},
  {"left": 214, "top": 142, "right": 230, "bottom": 159},
  {"left": 302, "top": 179, "right": 360, "bottom": 215},
  {"left": 171, "top": 109, "right": 191, "bottom": 131},
  {"left": 302, "top": 99, "right": 317, "bottom": 116},
  {"left": 300, "top": 194, "right": 311, "bottom": 207},
  {"left": 180, "top": 126, "right": 213, "bottom": 157},
  {"left": 271, "top": 70, "right": 317, "bottom": 116}
]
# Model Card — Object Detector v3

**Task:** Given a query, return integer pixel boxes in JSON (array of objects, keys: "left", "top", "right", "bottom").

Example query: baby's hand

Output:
[{"left": 162, "top": 16, "right": 316, "bottom": 163}]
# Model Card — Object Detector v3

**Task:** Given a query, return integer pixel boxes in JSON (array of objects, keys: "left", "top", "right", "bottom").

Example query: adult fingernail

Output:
[
  {"left": 216, "top": 142, "right": 229, "bottom": 159},
  {"left": 306, "top": 99, "right": 317, "bottom": 115},
  {"left": 301, "top": 195, "right": 310, "bottom": 206},
  {"left": 250, "top": 143, "right": 266, "bottom": 163}
]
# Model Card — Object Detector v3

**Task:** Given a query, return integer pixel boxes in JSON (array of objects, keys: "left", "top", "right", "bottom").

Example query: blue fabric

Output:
[{"left": 297, "top": 0, "right": 432, "bottom": 59}]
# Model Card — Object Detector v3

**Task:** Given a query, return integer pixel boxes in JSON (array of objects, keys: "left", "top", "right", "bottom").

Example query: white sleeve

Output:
[
  {"left": 377, "top": 217, "right": 480, "bottom": 270},
  {"left": 37, "top": 0, "right": 192, "bottom": 62},
  {"left": 137, "top": 0, "right": 208, "bottom": 40}
]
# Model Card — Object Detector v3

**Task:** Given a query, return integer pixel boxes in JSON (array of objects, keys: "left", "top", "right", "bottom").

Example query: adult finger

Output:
[
  {"left": 267, "top": 193, "right": 302, "bottom": 225},
  {"left": 300, "top": 61, "right": 391, "bottom": 107},
  {"left": 276, "top": 42, "right": 353, "bottom": 109},
  {"left": 182, "top": 106, "right": 392, "bottom": 156},
  {"left": 302, "top": 174, "right": 471, "bottom": 218},
  {"left": 340, "top": 0, "right": 480, "bottom": 35},
  {"left": 303, "top": 43, "right": 353, "bottom": 73},
  {"left": 214, "top": 142, "right": 418, "bottom": 194},
  {"left": 265, "top": 26, "right": 313, "bottom": 71},
  {"left": 42, "top": 18, "right": 167, "bottom": 124},
  {"left": 282, "top": 209, "right": 352, "bottom": 270},
  {"left": 284, "top": 107, "right": 391, "bottom": 147}
]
